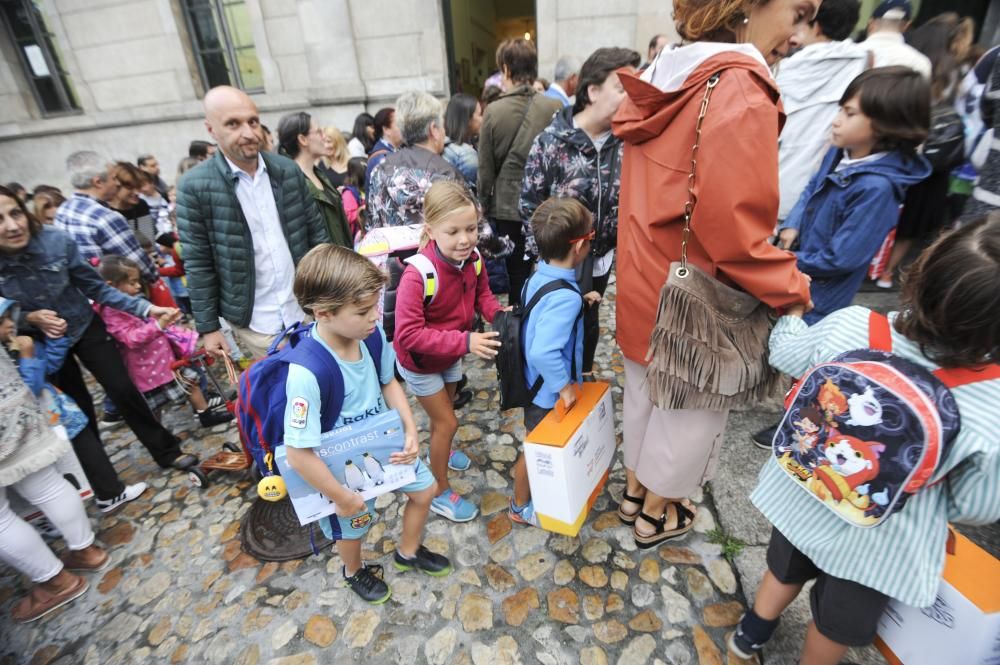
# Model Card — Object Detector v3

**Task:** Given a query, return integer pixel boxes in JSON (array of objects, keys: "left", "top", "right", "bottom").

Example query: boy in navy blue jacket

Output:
[
  {"left": 776, "top": 67, "right": 931, "bottom": 324},
  {"left": 509, "top": 198, "right": 591, "bottom": 526}
]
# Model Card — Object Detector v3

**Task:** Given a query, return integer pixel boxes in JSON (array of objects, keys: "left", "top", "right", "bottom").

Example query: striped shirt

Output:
[
  {"left": 54, "top": 193, "right": 159, "bottom": 283},
  {"left": 751, "top": 306, "right": 1000, "bottom": 607}
]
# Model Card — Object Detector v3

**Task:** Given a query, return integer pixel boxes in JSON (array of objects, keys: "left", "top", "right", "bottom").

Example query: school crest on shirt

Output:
[{"left": 290, "top": 397, "right": 308, "bottom": 429}]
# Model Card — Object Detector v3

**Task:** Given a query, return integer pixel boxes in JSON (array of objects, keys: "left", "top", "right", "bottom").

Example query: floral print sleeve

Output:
[{"left": 520, "top": 136, "right": 551, "bottom": 259}]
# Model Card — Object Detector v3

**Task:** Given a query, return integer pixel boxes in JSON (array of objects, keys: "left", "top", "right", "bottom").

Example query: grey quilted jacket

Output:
[{"left": 176, "top": 151, "right": 330, "bottom": 333}]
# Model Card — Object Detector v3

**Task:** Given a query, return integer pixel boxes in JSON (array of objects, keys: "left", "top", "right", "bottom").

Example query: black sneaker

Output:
[
  {"left": 343, "top": 564, "right": 391, "bottom": 604},
  {"left": 729, "top": 624, "right": 766, "bottom": 660},
  {"left": 101, "top": 411, "right": 124, "bottom": 425},
  {"left": 167, "top": 453, "right": 199, "bottom": 470},
  {"left": 198, "top": 408, "right": 234, "bottom": 428},
  {"left": 751, "top": 423, "right": 778, "bottom": 450},
  {"left": 728, "top": 611, "right": 777, "bottom": 660},
  {"left": 452, "top": 389, "right": 473, "bottom": 411},
  {"left": 394, "top": 545, "right": 453, "bottom": 577},
  {"left": 205, "top": 395, "right": 226, "bottom": 410}
]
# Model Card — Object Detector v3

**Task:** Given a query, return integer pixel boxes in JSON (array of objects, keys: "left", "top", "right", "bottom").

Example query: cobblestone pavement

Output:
[{"left": 0, "top": 281, "right": 766, "bottom": 665}]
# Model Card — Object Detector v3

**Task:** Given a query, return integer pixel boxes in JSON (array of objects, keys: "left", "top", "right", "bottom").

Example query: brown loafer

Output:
[
  {"left": 11, "top": 574, "right": 88, "bottom": 624},
  {"left": 61, "top": 546, "right": 110, "bottom": 573}
]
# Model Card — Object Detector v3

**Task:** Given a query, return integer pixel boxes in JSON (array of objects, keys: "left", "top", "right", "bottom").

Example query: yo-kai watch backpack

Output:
[{"left": 772, "top": 311, "right": 1000, "bottom": 527}]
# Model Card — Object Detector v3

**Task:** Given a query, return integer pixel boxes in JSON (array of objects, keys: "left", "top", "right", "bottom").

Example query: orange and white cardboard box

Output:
[
  {"left": 875, "top": 530, "right": 1000, "bottom": 665},
  {"left": 524, "top": 382, "right": 616, "bottom": 537}
]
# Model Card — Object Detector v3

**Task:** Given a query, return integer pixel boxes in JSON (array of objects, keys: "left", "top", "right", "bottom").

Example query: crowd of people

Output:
[{"left": 1, "top": 1, "right": 999, "bottom": 663}]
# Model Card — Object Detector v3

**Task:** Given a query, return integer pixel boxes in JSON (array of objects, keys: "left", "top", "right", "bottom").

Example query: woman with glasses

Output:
[{"left": 277, "top": 112, "right": 353, "bottom": 249}]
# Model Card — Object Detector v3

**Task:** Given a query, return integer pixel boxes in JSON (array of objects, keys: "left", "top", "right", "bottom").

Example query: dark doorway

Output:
[{"left": 442, "top": 0, "right": 536, "bottom": 97}]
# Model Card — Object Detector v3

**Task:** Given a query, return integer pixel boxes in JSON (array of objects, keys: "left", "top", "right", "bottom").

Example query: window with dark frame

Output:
[
  {"left": 180, "top": 0, "right": 263, "bottom": 93},
  {"left": 0, "top": 0, "right": 79, "bottom": 116}
]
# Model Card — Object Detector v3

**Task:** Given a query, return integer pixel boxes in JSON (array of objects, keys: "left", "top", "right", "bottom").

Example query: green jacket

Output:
[
  {"left": 477, "top": 84, "right": 561, "bottom": 221},
  {"left": 176, "top": 151, "right": 331, "bottom": 333},
  {"left": 308, "top": 168, "right": 352, "bottom": 249}
]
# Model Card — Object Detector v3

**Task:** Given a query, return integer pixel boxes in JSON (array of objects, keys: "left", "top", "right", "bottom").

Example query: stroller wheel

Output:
[
  {"left": 188, "top": 469, "right": 208, "bottom": 488},
  {"left": 223, "top": 442, "right": 240, "bottom": 453}
]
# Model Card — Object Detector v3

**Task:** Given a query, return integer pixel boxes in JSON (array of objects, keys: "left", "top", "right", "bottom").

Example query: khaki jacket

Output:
[{"left": 477, "top": 85, "right": 561, "bottom": 221}]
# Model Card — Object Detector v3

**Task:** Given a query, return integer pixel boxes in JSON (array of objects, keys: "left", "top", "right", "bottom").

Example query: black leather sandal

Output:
[
  {"left": 632, "top": 501, "right": 695, "bottom": 548},
  {"left": 616, "top": 491, "right": 645, "bottom": 525}
]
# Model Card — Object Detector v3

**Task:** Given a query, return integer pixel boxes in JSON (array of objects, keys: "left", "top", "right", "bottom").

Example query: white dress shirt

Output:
[{"left": 225, "top": 154, "right": 305, "bottom": 334}]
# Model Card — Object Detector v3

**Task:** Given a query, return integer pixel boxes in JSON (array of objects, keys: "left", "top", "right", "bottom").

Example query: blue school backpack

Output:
[
  {"left": 773, "top": 311, "right": 1000, "bottom": 527},
  {"left": 236, "top": 322, "right": 383, "bottom": 485}
]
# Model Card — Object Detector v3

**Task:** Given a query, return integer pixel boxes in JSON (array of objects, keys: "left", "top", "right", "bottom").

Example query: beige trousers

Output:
[
  {"left": 622, "top": 358, "right": 730, "bottom": 498},
  {"left": 230, "top": 325, "right": 279, "bottom": 360}
]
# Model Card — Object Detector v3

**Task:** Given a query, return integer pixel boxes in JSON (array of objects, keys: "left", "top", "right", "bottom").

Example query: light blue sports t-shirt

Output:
[{"left": 283, "top": 324, "right": 396, "bottom": 449}]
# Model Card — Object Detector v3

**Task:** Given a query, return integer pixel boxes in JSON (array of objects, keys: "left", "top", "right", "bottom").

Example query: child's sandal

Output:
[
  {"left": 632, "top": 501, "right": 695, "bottom": 549},
  {"left": 616, "top": 491, "right": 644, "bottom": 525}
]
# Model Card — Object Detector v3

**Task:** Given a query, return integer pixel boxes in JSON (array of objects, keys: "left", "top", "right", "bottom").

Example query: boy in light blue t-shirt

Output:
[{"left": 282, "top": 245, "right": 450, "bottom": 604}]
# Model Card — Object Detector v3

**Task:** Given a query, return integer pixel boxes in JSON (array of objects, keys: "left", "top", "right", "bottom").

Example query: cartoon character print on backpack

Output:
[
  {"left": 774, "top": 349, "right": 961, "bottom": 527},
  {"left": 809, "top": 434, "right": 885, "bottom": 511}
]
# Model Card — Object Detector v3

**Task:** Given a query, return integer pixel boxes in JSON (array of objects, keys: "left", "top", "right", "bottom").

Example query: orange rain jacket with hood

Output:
[{"left": 612, "top": 45, "right": 811, "bottom": 364}]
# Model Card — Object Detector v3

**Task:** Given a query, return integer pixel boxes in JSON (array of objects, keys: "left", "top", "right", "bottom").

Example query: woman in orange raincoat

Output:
[{"left": 612, "top": 0, "right": 815, "bottom": 548}]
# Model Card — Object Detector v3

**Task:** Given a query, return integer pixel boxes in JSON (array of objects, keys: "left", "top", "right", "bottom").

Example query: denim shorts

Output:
[
  {"left": 396, "top": 359, "right": 463, "bottom": 397},
  {"left": 321, "top": 459, "right": 435, "bottom": 541}
]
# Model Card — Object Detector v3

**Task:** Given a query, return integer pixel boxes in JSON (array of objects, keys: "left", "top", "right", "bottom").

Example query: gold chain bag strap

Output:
[{"left": 644, "top": 72, "right": 781, "bottom": 411}]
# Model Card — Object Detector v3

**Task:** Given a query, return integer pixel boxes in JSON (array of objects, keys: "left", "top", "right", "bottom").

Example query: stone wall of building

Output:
[
  {"left": 535, "top": 0, "right": 679, "bottom": 84},
  {"left": 0, "top": 0, "right": 675, "bottom": 190},
  {"left": 0, "top": 0, "right": 451, "bottom": 189}
]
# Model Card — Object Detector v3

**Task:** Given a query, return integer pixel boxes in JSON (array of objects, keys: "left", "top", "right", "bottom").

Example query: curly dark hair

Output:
[{"left": 894, "top": 213, "right": 1000, "bottom": 368}]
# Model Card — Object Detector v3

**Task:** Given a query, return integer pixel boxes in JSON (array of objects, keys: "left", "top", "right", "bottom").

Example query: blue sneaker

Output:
[
  {"left": 508, "top": 498, "right": 540, "bottom": 527},
  {"left": 430, "top": 489, "right": 479, "bottom": 522},
  {"left": 448, "top": 449, "right": 471, "bottom": 471}
]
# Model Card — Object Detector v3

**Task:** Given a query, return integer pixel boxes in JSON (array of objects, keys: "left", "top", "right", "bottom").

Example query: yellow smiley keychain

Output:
[{"left": 256, "top": 452, "right": 287, "bottom": 501}]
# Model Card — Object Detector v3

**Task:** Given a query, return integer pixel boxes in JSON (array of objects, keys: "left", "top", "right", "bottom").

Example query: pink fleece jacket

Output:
[
  {"left": 95, "top": 305, "right": 183, "bottom": 393},
  {"left": 393, "top": 242, "right": 502, "bottom": 374}
]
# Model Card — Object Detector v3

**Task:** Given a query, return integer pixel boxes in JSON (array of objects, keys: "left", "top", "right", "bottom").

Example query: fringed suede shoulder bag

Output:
[{"left": 644, "top": 72, "right": 782, "bottom": 411}]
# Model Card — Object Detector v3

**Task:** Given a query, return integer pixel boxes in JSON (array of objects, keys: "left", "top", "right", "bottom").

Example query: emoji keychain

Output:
[{"left": 257, "top": 452, "right": 287, "bottom": 501}]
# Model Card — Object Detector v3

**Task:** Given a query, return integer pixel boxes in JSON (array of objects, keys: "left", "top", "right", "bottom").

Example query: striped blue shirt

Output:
[
  {"left": 752, "top": 306, "right": 1000, "bottom": 606},
  {"left": 54, "top": 193, "right": 159, "bottom": 283}
]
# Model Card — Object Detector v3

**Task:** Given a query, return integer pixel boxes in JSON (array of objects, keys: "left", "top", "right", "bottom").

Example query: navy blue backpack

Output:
[{"left": 236, "top": 322, "right": 383, "bottom": 477}]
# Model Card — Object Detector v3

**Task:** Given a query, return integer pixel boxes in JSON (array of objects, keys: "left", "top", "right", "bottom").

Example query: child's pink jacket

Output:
[
  {"left": 393, "top": 242, "right": 502, "bottom": 374},
  {"left": 95, "top": 305, "right": 194, "bottom": 392}
]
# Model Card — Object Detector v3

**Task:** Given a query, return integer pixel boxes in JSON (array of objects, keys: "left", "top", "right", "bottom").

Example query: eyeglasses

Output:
[{"left": 569, "top": 230, "right": 596, "bottom": 244}]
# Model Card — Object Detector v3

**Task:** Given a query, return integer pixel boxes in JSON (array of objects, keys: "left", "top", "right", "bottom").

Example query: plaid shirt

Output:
[{"left": 54, "top": 193, "right": 159, "bottom": 283}]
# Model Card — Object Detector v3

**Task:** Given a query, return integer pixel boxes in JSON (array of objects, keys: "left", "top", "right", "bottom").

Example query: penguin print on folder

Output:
[
  {"left": 362, "top": 453, "right": 386, "bottom": 486},
  {"left": 344, "top": 459, "right": 368, "bottom": 491}
]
